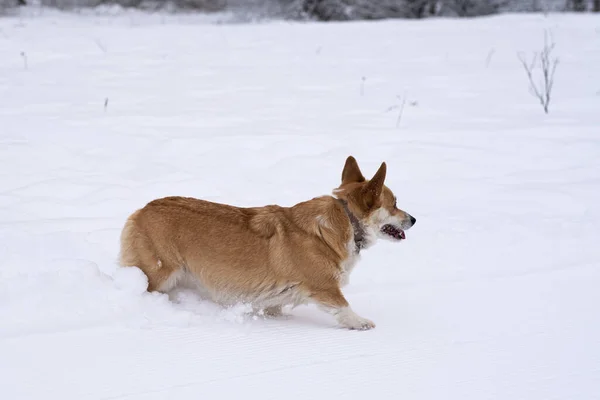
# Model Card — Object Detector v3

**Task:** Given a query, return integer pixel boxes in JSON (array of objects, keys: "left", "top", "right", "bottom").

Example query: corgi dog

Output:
[{"left": 119, "top": 156, "right": 416, "bottom": 330}]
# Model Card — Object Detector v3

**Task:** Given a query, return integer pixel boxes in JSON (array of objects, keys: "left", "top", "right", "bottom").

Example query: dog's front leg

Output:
[{"left": 310, "top": 286, "right": 375, "bottom": 330}]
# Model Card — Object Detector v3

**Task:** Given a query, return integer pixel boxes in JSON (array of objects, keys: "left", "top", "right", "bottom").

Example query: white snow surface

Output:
[{"left": 1, "top": 9, "right": 600, "bottom": 400}]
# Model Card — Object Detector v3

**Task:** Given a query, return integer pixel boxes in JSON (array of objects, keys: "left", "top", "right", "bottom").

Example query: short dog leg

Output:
[
  {"left": 252, "top": 305, "right": 285, "bottom": 318},
  {"left": 263, "top": 305, "right": 283, "bottom": 317},
  {"left": 310, "top": 286, "right": 375, "bottom": 330}
]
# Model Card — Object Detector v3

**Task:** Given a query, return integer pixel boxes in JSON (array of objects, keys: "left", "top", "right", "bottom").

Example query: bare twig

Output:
[
  {"left": 20, "top": 51, "right": 27, "bottom": 70},
  {"left": 396, "top": 93, "right": 407, "bottom": 128},
  {"left": 518, "top": 31, "right": 559, "bottom": 114},
  {"left": 360, "top": 76, "right": 366, "bottom": 96},
  {"left": 385, "top": 92, "right": 408, "bottom": 128},
  {"left": 94, "top": 39, "right": 107, "bottom": 53},
  {"left": 485, "top": 48, "right": 495, "bottom": 68}
]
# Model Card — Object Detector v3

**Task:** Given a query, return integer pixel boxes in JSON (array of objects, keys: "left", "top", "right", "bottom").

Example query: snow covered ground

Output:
[{"left": 1, "top": 8, "right": 600, "bottom": 400}]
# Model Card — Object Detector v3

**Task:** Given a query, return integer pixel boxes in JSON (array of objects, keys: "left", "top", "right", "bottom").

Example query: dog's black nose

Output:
[{"left": 410, "top": 216, "right": 416, "bottom": 226}]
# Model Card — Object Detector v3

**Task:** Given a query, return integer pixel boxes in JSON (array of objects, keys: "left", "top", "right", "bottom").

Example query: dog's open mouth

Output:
[{"left": 381, "top": 224, "right": 405, "bottom": 240}]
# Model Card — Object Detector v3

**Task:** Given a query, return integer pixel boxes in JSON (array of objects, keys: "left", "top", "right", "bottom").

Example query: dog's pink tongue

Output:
[{"left": 400, "top": 230, "right": 406, "bottom": 240}]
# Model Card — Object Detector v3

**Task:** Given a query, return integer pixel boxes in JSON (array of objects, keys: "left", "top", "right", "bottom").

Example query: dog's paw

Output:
[
  {"left": 344, "top": 316, "right": 376, "bottom": 331},
  {"left": 336, "top": 308, "right": 376, "bottom": 330}
]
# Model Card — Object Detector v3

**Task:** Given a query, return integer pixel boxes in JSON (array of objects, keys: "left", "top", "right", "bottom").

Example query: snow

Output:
[{"left": 1, "top": 9, "right": 600, "bottom": 400}]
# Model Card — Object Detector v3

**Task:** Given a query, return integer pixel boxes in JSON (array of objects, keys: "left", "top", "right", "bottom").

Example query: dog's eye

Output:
[{"left": 393, "top": 198, "right": 397, "bottom": 208}]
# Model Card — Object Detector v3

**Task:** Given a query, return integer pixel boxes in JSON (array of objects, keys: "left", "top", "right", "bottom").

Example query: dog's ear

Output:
[
  {"left": 342, "top": 156, "right": 365, "bottom": 184},
  {"left": 362, "top": 162, "right": 386, "bottom": 208}
]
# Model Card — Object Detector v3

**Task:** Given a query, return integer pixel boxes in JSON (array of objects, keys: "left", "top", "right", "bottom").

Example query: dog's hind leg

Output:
[
  {"left": 119, "top": 213, "right": 180, "bottom": 292},
  {"left": 262, "top": 305, "right": 283, "bottom": 317}
]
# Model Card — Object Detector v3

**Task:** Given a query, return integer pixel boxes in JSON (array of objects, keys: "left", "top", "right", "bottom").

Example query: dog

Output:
[{"left": 119, "top": 156, "right": 416, "bottom": 330}]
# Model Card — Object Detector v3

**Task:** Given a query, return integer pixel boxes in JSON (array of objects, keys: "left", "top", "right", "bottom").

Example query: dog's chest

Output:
[{"left": 339, "top": 241, "right": 360, "bottom": 287}]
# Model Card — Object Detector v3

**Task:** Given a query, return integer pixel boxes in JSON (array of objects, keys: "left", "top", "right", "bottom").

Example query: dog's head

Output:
[{"left": 334, "top": 156, "right": 416, "bottom": 245}]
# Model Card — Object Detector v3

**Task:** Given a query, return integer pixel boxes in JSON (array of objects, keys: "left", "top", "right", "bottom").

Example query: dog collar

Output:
[{"left": 337, "top": 198, "right": 367, "bottom": 254}]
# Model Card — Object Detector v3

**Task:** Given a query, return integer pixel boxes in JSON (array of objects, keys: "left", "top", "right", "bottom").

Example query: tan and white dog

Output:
[{"left": 119, "top": 156, "right": 416, "bottom": 330}]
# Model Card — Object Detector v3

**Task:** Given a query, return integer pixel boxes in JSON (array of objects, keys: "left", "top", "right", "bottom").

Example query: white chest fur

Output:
[{"left": 339, "top": 239, "right": 361, "bottom": 287}]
